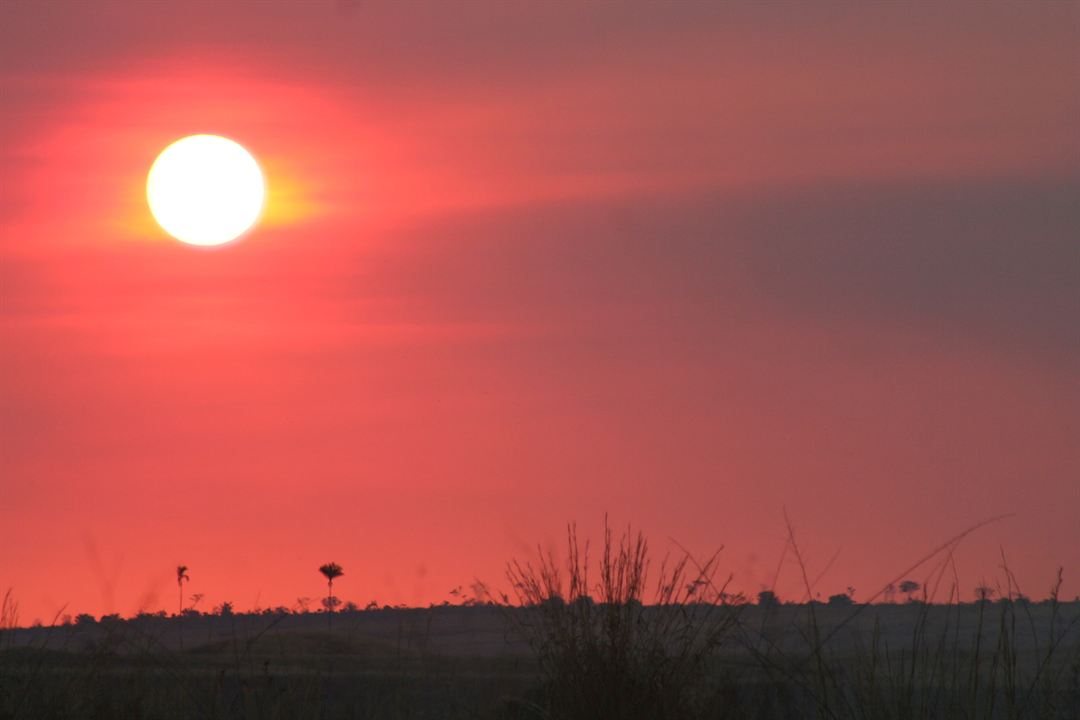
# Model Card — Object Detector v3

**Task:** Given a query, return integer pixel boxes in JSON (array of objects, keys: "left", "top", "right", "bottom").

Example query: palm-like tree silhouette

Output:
[
  {"left": 318, "top": 562, "right": 344, "bottom": 630},
  {"left": 176, "top": 565, "right": 190, "bottom": 615}
]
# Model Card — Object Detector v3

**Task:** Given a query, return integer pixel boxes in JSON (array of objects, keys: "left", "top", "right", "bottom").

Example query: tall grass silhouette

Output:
[{"left": 489, "top": 519, "right": 742, "bottom": 719}]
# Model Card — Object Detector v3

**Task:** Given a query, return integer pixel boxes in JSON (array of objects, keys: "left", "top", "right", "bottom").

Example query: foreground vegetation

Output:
[{"left": 2, "top": 526, "right": 1078, "bottom": 719}]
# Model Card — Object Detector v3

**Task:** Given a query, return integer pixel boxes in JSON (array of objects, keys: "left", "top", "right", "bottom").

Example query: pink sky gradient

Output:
[{"left": 1, "top": 2, "right": 1078, "bottom": 621}]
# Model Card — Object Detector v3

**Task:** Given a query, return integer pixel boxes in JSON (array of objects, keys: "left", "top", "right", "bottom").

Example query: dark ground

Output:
[{"left": 2, "top": 602, "right": 1079, "bottom": 719}]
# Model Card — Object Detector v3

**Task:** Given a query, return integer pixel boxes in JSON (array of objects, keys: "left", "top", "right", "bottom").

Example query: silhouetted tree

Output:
[
  {"left": 319, "top": 562, "right": 344, "bottom": 630},
  {"left": 757, "top": 590, "right": 780, "bottom": 608},
  {"left": 176, "top": 565, "right": 190, "bottom": 615},
  {"left": 899, "top": 579, "right": 920, "bottom": 601},
  {"left": 975, "top": 583, "right": 995, "bottom": 602}
]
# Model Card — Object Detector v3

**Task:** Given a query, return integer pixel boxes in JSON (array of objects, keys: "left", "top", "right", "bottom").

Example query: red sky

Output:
[{"left": 1, "top": 2, "right": 1078, "bottom": 621}]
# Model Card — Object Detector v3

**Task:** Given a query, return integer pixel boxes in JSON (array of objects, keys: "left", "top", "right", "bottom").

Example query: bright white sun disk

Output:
[{"left": 147, "top": 135, "right": 265, "bottom": 246}]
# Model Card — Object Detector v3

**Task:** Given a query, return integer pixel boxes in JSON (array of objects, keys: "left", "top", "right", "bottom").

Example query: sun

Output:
[{"left": 147, "top": 134, "right": 265, "bottom": 247}]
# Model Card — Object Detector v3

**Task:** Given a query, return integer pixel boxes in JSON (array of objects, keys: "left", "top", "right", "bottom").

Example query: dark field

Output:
[{"left": 2, "top": 601, "right": 1079, "bottom": 720}]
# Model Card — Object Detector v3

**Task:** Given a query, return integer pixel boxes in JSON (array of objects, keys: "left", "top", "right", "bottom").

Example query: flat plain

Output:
[{"left": 2, "top": 601, "right": 1078, "bottom": 719}]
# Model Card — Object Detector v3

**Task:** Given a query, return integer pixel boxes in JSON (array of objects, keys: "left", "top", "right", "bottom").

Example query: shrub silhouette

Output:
[
  {"left": 827, "top": 592, "right": 853, "bottom": 607},
  {"left": 757, "top": 590, "right": 780, "bottom": 608}
]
